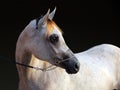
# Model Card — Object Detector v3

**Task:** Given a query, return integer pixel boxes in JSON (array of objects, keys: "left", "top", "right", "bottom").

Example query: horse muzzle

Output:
[{"left": 59, "top": 56, "right": 80, "bottom": 74}]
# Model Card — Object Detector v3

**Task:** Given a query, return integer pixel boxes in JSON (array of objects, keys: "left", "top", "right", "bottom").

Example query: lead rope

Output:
[{"left": 0, "top": 55, "right": 75, "bottom": 72}]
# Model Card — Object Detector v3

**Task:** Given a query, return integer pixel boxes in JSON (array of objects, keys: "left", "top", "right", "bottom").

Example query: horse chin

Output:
[
  {"left": 55, "top": 64, "right": 78, "bottom": 74},
  {"left": 65, "top": 68, "right": 78, "bottom": 74},
  {"left": 58, "top": 63, "right": 79, "bottom": 74},
  {"left": 54, "top": 56, "right": 80, "bottom": 74}
]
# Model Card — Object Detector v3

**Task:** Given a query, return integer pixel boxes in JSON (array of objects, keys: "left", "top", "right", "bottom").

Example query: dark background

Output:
[{"left": 0, "top": 0, "right": 120, "bottom": 89}]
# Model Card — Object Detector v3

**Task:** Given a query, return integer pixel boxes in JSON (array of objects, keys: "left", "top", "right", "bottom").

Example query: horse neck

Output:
[
  {"left": 16, "top": 29, "right": 30, "bottom": 64},
  {"left": 16, "top": 37, "right": 62, "bottom": 75},
  {"left": 15, "top": 38, "right": 50, "bottom": 73}
]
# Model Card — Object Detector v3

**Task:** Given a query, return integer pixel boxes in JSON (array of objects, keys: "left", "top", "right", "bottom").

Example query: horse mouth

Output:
[
  {"left": 65, "top": 63, "right": 80, "bottom": 74},
  {"left": 56, "top": 56, "right": 80, "bottom": 74},
  {"left": 63, "top": 61, "right": 80, "bottom": 74}
]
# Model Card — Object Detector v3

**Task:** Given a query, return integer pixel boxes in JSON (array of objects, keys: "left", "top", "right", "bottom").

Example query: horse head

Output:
[{"left": 18, "top": 8, "right": 80, "bottom": 74}]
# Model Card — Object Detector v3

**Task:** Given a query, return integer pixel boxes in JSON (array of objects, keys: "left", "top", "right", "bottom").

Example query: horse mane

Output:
[{"left": 35, "top": 15, "right": 43, "bottom": 29}]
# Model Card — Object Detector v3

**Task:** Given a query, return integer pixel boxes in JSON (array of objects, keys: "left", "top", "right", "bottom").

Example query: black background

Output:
[{"left": 0, "top": 0, "right": 120, "bottom": 89}]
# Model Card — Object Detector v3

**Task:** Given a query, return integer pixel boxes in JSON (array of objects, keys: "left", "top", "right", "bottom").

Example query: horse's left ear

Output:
[
  {"left": 38, "top": 9, "right": 50, "bottom": 26},
  {"left": 49, "top": 7, "right": 56, "bottom": 20}
]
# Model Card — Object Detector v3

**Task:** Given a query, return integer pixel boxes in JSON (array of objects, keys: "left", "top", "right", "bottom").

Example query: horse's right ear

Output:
[
  {"left": 49, "top": 7, "right": 56, "bottom": 20},
  {"left": 40, "top": 9, "right": 50, "bottom": 26}
]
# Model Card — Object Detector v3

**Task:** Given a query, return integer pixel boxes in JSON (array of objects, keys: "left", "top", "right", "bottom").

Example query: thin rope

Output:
[{"left": 0, "top": 51, "right": 75, "bottom": 72}]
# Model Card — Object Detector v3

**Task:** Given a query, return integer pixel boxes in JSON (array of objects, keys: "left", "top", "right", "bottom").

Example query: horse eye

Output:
[{"left": 49, "top": 34, "right": 59, "bottom": 44}]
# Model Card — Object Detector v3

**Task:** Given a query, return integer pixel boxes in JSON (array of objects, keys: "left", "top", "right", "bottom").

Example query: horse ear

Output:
[
  {"left": 49, "top": 7, "right": 56, "bottom": 20},
  {"left": 40, "top": 9, "right": 50, "bottom": 25}
]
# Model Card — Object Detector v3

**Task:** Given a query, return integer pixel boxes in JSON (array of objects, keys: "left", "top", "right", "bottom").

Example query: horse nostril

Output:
[{"left": 74, "top": 63, "right": 80, "bottom": 71}]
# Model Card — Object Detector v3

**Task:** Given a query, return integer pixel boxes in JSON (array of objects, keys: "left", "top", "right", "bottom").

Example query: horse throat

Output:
[{"left": 29, "top": 54, "right": 54, "bottom": 71}]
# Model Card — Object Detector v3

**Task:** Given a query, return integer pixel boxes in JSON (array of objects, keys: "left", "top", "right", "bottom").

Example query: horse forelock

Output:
[{"left": 46, "top": 20, "right": 63, "bottom": 36}]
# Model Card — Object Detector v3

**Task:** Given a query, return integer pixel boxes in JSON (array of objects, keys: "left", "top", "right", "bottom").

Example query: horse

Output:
[{"left": 15, "top": 8, "right": 120, "bottom": 90}]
